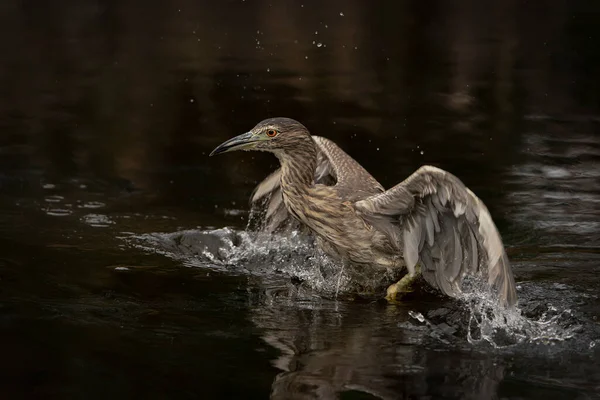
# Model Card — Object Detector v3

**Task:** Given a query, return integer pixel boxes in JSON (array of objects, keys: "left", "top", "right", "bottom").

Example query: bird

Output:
[{"left": 210, "top": 117, "right": 517, "bottom": 307}]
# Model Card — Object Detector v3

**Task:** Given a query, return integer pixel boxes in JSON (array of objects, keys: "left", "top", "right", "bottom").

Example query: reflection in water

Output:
[{"left": 251, "top": 300, "right": 505, "bottom": 400}]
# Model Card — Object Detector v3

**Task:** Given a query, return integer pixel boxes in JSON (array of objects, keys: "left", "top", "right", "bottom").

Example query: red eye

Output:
[{"left": 266, "top": 129, "right": 278, "bottom": 137}]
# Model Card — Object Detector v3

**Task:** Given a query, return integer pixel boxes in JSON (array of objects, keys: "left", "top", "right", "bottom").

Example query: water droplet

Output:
[
  {"left": 316, "top": 42, "right": 323, "bottom": 48},
  {"left": 340, "top": 12, "right": 344, "bottom": 16},
  {"left": 420, "top": 150, "right": 424, "bottom": 155},
  {"left": 266, "top": 68, "right": 270, "bottom": 72},
  {"left": 409, "top": 310, "right": 425, "bottom": 323},
  {"left": 190, "top": 98, "right": 195, "bottom": 103}
]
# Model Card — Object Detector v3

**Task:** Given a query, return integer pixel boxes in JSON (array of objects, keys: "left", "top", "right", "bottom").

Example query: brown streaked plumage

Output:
[{"left": 210, "top": 117, "right": 518, "bottom": 307}]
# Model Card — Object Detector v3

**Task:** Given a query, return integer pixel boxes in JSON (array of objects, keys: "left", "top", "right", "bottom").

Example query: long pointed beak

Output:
[{"left": 209, "top": 132, "right": 257, "bottom": 156}]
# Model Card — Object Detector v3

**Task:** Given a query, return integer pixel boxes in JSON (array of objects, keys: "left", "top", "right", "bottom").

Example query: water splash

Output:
[
  {"left": 407, "top": 279, "right": 584, "bottom": 348},
  {"left": 462, "top": 291, "right": 579, "bottom": 347},
  {"left": 125, "top": 228, "right": 363, "bottom": 297},
  {"left": 125, "top": 228, "right": 582, "bottom": 345}
]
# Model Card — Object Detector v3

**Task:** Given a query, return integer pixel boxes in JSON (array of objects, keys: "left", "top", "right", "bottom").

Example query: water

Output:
[{"left": 1, "top": 1, "right": 600, "bottom": 398}]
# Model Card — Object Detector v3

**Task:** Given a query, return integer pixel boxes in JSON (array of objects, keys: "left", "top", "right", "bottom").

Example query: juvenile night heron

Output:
[{"left": 210, "top": 118, "right": 517, "bottom": 307}]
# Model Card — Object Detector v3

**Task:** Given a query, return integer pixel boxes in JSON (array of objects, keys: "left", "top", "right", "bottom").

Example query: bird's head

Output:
[{"left": 209, "top": 117, "right": 312, "bottom": 157}]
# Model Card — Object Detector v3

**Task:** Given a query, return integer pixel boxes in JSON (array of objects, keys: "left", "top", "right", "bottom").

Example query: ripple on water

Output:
[
  {"left": 506, "top": 129, "right": 600, "bottom": 240},
  {"left": 45, "top": 208, "right": 72, "bottom": 217},
  {"left": 78, "top": 201, "right": 106, "bottom": 209},
  {"left": 44, "top": 195, "right": 64, "bottom": 203},
  {"left": 81, "top": 213, "right": 114, "bottom": 228}
]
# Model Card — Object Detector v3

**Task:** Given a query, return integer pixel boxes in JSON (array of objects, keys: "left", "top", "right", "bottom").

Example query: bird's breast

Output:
[{"left": 281, "top": 187, "right": 395, "bottom": 267}]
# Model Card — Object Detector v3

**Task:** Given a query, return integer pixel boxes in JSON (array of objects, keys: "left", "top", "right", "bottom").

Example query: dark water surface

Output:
[{"left": 1, "top": 1, "right": 600, "bottom": 399}]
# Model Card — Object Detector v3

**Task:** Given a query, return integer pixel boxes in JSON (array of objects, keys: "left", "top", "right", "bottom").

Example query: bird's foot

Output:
[{"left": 385, "top": 273, "right": 418, "bottom": 302}]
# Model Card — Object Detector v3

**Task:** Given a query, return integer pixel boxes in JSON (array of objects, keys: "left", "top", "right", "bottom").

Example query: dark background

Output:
[{"left": 1, "top": 1, "right": 599, "bottom": 399}]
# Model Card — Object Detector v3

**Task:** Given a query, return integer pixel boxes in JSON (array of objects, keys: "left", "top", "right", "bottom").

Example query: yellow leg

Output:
[{"left": 385, "top": 265, "right": 421, "bottom": 302}]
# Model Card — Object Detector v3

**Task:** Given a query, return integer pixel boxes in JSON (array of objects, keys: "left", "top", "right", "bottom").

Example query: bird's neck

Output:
[{"left": 276, "top": 139, "right": 318, "bottom": 190}]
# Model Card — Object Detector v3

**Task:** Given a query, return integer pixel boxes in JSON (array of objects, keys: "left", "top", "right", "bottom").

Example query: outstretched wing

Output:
[
  {"left": 354, "top": 165, "right": 517, "bottom": 307},
  {"left": 312, "top": 136, "right": 384, "bottom": 201},
  {"left": 250, "top": 136, "right": 384, "bottom": 232}
]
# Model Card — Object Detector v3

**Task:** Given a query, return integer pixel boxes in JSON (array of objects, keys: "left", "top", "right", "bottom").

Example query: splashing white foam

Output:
[
  {"left": 461, "top": 287, "right": 580, "bottom": 347},
  {"left": 408, "top": 278, "right": 583, "bottom": 348},
  {"left": 126, "top": 228, "right": 354, "bottom": 296}
]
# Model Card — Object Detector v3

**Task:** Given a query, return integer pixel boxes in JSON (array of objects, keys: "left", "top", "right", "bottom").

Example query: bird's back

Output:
[{"left": 250, "top": 135, "right": 384, "bottom": 233}]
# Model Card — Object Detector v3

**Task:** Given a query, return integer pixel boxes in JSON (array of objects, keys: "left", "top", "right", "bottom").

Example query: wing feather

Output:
[
  {"left": 312, "top": 136, "right": 384, "bottom": 201},
  {"left": 355, "top": 165, "right": 517, "bottom": 307}
]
